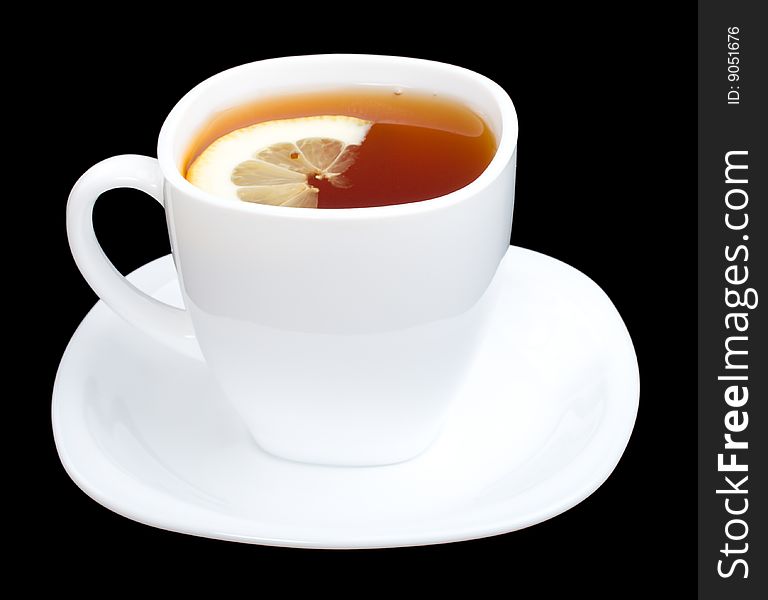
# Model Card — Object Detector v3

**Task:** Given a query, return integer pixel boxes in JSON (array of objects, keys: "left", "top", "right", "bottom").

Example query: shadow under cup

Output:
[{"left": 158, "top": 55, "right": 518, "bottom": 466}]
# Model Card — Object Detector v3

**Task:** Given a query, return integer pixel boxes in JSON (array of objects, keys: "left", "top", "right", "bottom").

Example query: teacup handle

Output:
[{"left": 67, "top": 154, "right": 201, "bottom": 359}]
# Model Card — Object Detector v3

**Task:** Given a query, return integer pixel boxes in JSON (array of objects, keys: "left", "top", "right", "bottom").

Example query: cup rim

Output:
[{"left": 157, "top": 54, "right": 518, "bottom": 220}]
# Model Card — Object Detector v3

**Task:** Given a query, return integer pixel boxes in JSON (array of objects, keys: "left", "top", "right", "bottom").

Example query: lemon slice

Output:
[{"left": 187, "top": 115, "right": 372, "bottom": 207}]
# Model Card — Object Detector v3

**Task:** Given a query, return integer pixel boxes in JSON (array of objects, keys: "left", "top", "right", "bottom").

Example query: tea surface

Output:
[{"left": 184, "top": 87, "right": 497, "bottom": 209}]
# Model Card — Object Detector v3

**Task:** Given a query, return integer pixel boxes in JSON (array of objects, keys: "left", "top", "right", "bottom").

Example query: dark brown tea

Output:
[{"left": 184, "top": 87, "right": 497, "bottom": 209}]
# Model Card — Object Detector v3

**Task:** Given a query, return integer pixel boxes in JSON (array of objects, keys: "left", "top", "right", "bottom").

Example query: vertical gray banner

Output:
[{"left": 698, "top": 2, "right": 767, "bottom": 598}]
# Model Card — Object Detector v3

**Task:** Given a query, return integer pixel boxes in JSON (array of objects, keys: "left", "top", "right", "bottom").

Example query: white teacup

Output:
[{"left": 67, "top": 55, "right": 518, "bottom": 466}]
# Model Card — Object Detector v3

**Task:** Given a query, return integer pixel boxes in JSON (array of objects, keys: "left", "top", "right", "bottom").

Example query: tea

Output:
[{"left": 184, "top": 87, "right": 497, "bottom": 209}]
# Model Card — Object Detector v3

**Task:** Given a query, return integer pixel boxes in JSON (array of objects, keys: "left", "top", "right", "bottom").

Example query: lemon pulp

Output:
[{"left": 186, "top": 115, "right": 372, "bottom": 208}]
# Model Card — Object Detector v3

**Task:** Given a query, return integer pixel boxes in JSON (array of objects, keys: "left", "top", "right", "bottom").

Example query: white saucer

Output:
[{"left": 53, "top": 247, "right": 639, "bottom": 549}]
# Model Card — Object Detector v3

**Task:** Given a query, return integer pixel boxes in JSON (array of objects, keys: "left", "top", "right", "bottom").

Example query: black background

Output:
[{"left": 30, "top": 7, "right": 694, "bottom": 592}]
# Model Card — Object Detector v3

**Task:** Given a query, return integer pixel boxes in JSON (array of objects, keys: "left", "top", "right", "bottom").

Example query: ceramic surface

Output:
[
  {"left": 67, "top": 55, "right": 518, "bottom": 465},
  {"left": 53, "top": 247, "right": 639, "bottom": 549}
]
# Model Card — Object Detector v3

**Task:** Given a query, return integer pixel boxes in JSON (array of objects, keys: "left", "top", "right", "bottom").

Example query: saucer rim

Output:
[{"left": 52, "top": 247, "right": 639, "bottom": 549}]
